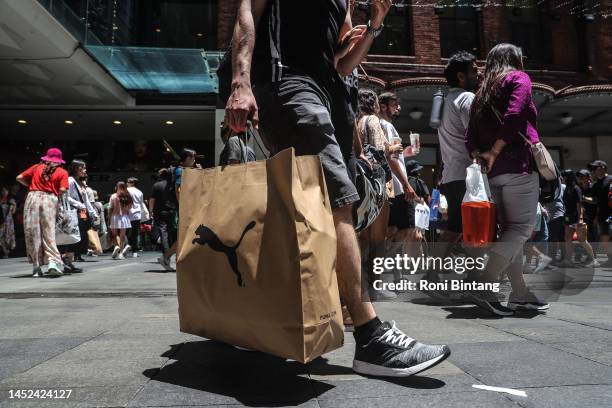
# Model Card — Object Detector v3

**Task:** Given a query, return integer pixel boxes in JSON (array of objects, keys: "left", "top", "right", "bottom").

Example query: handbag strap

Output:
[{"left": 490, "top": 105, "right": 533, "bottom": 147}]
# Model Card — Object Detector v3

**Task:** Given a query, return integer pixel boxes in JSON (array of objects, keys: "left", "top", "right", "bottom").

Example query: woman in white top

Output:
[
  {"left": 58, "top": 160, "right": 98, "bottom": 272},
  {"left": 109, "top": 181, "right": 133, "bottom": 259}
]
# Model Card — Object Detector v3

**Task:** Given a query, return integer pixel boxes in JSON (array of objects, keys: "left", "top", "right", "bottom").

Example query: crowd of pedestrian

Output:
[{"left": 8, "top": 146, "right": 188, "bottom": 277}]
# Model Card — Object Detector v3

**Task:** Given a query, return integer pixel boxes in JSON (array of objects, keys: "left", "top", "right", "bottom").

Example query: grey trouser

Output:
[{"left": 489, "top": 172, "right": 539, "bottom": 263}]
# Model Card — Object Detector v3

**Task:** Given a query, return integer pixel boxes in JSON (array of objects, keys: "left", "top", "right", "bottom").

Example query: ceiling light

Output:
[
  {"left": 155, "top": 28, "right": 161, "bottom": 33},
  {"left": 196, "top": 33, "right": 203, "bottom": 37},
  {"left": 165, "top": 120, "right": 174, "bottom": 125},
  {"left": 17, "top": 119, "right": 27, "bottom": 124},
  {"left": 560, "top": 113, "right": 573, "bottom": 126},
  {"left": 113, "top": 120, "right": 122, "bottom": 125},
  {"left": 409, "top": 108, "right": 423, "bottom": 120},
  {"left": 65, "top": 120, "right": 74, "bottom": 125}
]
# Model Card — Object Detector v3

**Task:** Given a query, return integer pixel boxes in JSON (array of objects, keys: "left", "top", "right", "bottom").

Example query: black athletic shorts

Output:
[
  {"left": 440, "top": 180, "right": 466, "bottom": 234},
  {"left": 253, "top": 77, "right": 358, "bottom": 209}
]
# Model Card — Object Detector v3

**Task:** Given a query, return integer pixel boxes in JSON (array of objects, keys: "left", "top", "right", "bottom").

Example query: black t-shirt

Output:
[
  {"left": 581, "top": 186, "right": 597, "bottom": 223},
  {"left": 151, "top": 180, "right": 177, "bottom": 216},
  {"left": 563, "top": 184, "right": 582, "bottom": 222},
  {"left": 253, "top": 0, "right": 347, "bottom": 90},
  {"left": 592, "top": 175, "right": 612, "bottom": 222}
]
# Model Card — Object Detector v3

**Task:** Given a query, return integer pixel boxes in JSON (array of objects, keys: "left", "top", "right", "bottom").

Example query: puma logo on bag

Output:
[{"left": 192, "top": 221, "right": 256, "bottom": 287}]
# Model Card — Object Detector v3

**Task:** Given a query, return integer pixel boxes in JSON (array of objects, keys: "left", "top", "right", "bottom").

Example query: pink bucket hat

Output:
[{"left": 41, "top": 148, "right": 65, "bottom": 164}]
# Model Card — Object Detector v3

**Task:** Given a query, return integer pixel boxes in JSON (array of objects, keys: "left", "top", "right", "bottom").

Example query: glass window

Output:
[
  {"left": 509, "top": 1, "right": 552, "bottom": 67},
  {"left": 368, "top": 6, "right": 413, "bottom": 55},
  {"left": 74, "top": 0, "right": 218, "bottom": 49},
  {"left": 437, "top": 1, "right": 480, "bottom": 58}
]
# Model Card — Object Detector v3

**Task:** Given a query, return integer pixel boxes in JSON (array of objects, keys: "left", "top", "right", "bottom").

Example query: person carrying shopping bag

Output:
[
  {"left": 58, "top": 160, "right": 98, "bottom": 273},
  {"left": 465, "top": 43, "right": 549, "bottom": 315},
  {"left": 16, "top": 148, "right": 69, "bottom": 277}
]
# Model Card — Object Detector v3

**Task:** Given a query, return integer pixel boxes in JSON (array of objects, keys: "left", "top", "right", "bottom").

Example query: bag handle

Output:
[{"left": 239, "top": 121, "right": 269, "bottom": 162}]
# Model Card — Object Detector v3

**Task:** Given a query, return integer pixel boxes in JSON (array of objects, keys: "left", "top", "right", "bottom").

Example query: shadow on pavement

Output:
[
  {"left": 144, "top": 340, "right": 334, "bottom": 406},
  {"left": 144, "top": 339, "right": 447, "bottom": 406},
  {"left": 144, "top": 269, "right": 174, "bottom": 274},
  {"left": 442, "top": 306, "right": 540, "bottom": 320}
]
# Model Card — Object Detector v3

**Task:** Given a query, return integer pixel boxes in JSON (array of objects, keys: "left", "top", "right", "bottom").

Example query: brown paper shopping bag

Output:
[
  {"left": 176, "top": 148, "right": 344, "bottom": 363},
  {"left": 87, "top": 229, "right": 103, "bottom": 255}
]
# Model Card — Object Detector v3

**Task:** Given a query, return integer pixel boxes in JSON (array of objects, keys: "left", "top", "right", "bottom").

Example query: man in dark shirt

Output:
[
  {"left": 224, "top": 0, "right": 449, "bottom": 377},
  {"left": 577, "top": 170, "right": 598, "bottom": 242},
  {"left": 589, "top": 160, "right": 611, "bottom": 265},
  {"left": 149, "top": 168, "right": 178, "bottom": 272}
]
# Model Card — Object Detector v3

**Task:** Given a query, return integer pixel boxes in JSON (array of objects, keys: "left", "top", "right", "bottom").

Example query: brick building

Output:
[{"left": 216, "top": 1, "right": 612, "bottom": 175}]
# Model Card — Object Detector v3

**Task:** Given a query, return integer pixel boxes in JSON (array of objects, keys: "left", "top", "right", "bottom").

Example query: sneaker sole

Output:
[
  {"left": 353, "top": 348, "right": 450, "bottom": 377},
  {"left": 46, "top": 269, "right": 63, "bottom": 277},
  {"left": 469, "top": 296, "right": 514, "bottom": 316},
  {"left": 507, "top": 302, "right": 550, "bottom": 312}
]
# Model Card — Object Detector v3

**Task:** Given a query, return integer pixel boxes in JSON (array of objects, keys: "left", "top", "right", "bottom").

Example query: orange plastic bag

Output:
[
  {"left": 462, "top": 163, "right": 496, "bottom": 247},
  {"left": 462, "top": 201, "right": 496, "bottom": 246}
]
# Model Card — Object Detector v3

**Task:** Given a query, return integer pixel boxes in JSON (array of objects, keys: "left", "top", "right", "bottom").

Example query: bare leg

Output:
[
  {"left": 164, "top": 242, "right": 177, "bottom": 260},
  {"left": 333, "top": 205, "right": 376, "bottom": 327},
  {"left": 578, "top": 240, "right": 596, "bottom": 260},
  {"left": 563, "top": 226, "right": 574, "bottom": 262},
  {"left": 119, "top": 229, "right": 126, "bottom": 251}
]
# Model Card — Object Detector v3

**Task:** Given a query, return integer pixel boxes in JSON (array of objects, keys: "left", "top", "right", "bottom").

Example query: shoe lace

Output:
[{"left": 379, "top": 321, "right": 415, "bottom": 348}]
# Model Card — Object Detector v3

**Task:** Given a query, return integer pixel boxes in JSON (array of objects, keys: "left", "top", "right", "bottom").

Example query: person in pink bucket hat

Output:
[{"left": 16, "top": 148, "right": 69, "bottom": 277}]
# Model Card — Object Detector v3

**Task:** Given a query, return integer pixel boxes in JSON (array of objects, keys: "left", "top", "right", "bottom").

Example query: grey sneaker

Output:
[
  {"left": 353, "top": 321, "right": 450, "bottom": 377},
  {"left": 464, "top": 290, "right": 514, "bottom": 316},
  {"left": 158, "top": 257, "right": 175, "bottom": 272},
  {"left": 32, "top": 267, "right": 43, "bottom": 278},
  {"left": 507, "top": 290, "right": 550, "bottom": 312}
]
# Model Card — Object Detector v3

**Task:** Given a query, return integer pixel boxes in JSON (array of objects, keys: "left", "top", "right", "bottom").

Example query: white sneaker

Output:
[
  {"left": 46, "top": 262, "right": 63, "bottom": 277},
  {"left": 121, "top": 245, "right": 132, "bottom": 257},
  {"left": 117, "top": 253, "right": 126, "bottom": 260},
  {"left": 584, "top": 259, "right": 601, "bottom": 268},
  {"left": 158, "top": 257, "right": 175, "bottom": 272},
  {"left": 132, "top": 253, "right": 138, "bottom": 258},
  {"left": 111, "top": 246, "right": 120, "bottom": 259},
  {"left": 534, "top": 255, "right": 553, "bottom": 273},
  {"left": 32, "top": 267, "right": 43, "bottom": 278}
]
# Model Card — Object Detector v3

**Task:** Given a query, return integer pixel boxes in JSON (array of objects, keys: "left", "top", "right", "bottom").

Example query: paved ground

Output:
[{"left": 0, "top": 252, "right": 611, "bottom": 408}]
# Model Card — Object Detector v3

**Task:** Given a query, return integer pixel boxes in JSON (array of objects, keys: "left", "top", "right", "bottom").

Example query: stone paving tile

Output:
[
  {"left": 546, "top": 340, "right": 612, "bottom": 366},
  {"left": 317, "top": 390, "right": 522, "bottom": 408},
  {"left": 313, "top": 373, "right": 481, "bottom": 400},
  {"left": 128, "top": 359, "right": 320, "bottom": 407},
  {"left": 0, "top": 337, "right": 90, "bottom": 381},
  {"left": 0, "top": 358, "right": 164, "bottom": 389},
  {"left": 448, "top": 341, "right": 612, "bottom": 388},
  {"left": 506, "top": 384, "right": 612, "bottom": 408},
  {"left": 476, "top": 316, "right": 612, "bottom": 344},
  {"left": 0, "top": 386, "right": 141, "bottom": 408}
]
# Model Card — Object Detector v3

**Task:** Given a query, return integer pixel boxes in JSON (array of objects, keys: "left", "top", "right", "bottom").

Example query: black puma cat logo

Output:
[{"left": 192, "top": 221, "right": 256, "bottom": 287}]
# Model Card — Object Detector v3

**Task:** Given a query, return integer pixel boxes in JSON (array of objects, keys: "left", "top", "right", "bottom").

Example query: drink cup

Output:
[{"left": 410, "top": 133, "right": 420, "bottom": 154}]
